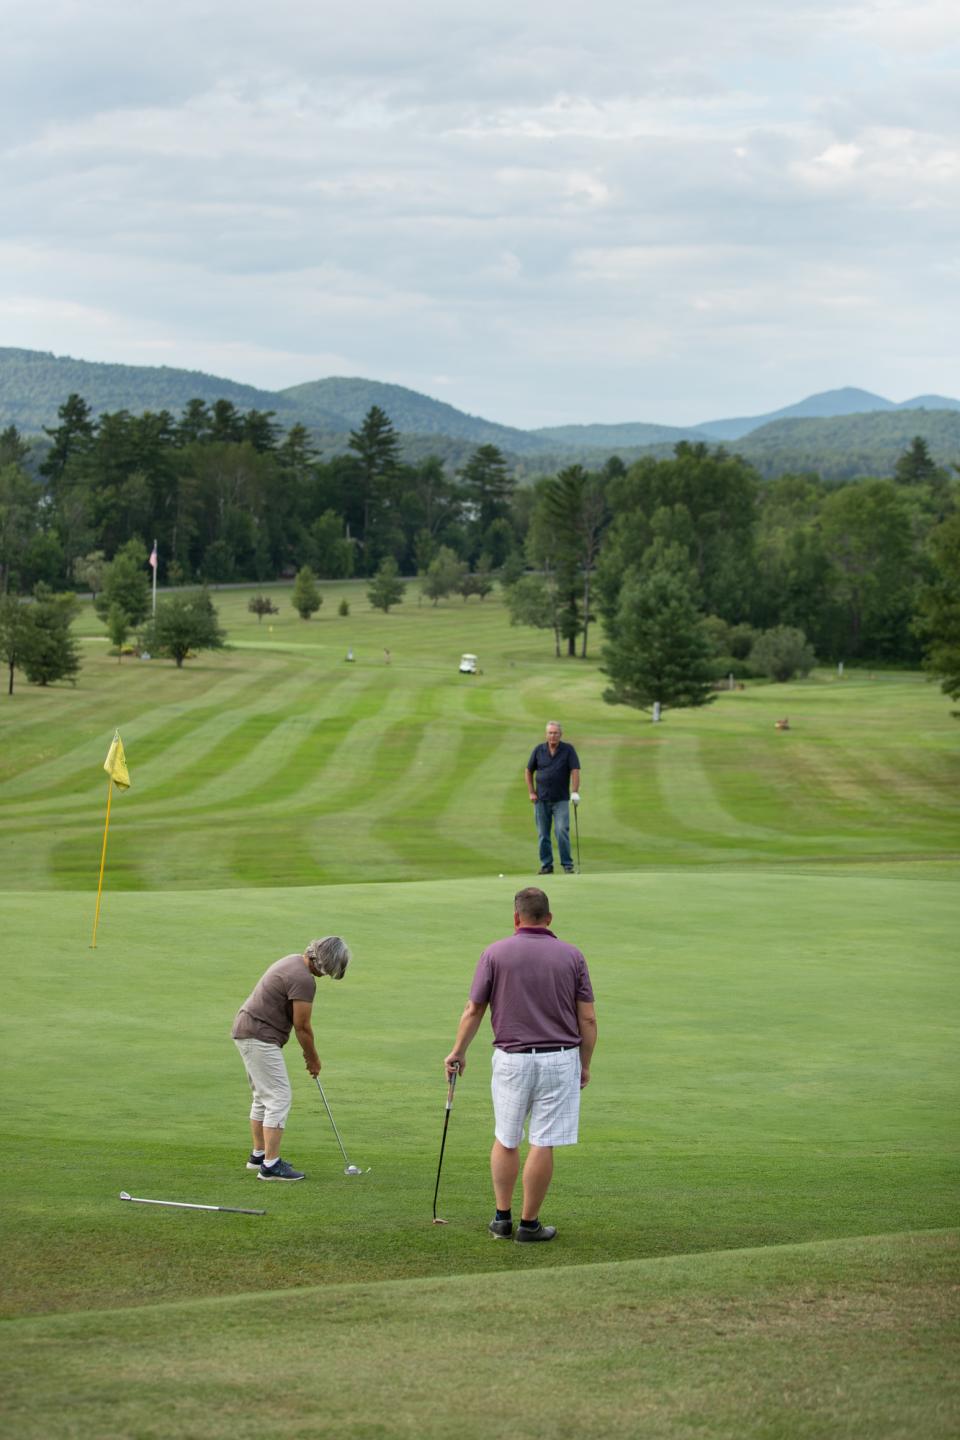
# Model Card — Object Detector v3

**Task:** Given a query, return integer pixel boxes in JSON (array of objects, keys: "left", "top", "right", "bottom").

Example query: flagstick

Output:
[
  {"left": 91, "top": 779, "right": 113, "bottom": 949},
  {"left": 152, "top": 540, "right": 158, "bottom": 617}
]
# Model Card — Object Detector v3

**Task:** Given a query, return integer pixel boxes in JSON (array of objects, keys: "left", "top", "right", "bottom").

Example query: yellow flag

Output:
[{"left": 103, "top": 732, "right": 131, "bottom": 790}]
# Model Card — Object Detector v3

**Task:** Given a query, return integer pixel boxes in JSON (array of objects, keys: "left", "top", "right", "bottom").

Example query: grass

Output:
[
  {"left": 1, "top": 583, "right": 958, "bottom": 1436},
  {"left": 1, "top": 581, "right": 958, "bottom": 891}
]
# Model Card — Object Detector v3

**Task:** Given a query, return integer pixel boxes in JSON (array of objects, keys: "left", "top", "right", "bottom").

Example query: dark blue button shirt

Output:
[{"left": 527, "top": 741, "right": 580, "bottom": 803}]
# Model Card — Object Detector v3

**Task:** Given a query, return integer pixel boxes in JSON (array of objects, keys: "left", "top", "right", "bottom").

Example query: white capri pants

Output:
[
  {"left": 234, "top": 1038, "right": 293, "bottom": 1130},
  {"left": 491, "top": 1046, "right": 582, "bottom": 1148}
]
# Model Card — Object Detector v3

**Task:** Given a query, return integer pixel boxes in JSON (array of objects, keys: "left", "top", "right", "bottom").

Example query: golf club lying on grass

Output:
[
  {"left": 314, "top": 1075, "right": 368, "bottom": 1174},
  {"left": 120, "top": 1191, "right": 265, "bottom": 1215},
  {"left": 432, "top": 1061, "right": 459, "bottom": 1225}
]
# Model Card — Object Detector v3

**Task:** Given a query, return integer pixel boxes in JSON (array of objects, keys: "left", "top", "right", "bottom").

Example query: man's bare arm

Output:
[
  {"left": 524, "top": 767, "right": 537, "bottom": 801},
  {"left": 576, "top": 999, "right": 597, "bottom": 1087},
  {"left": 444, "top": 1000, "right": 487, "bottom": 1077}
]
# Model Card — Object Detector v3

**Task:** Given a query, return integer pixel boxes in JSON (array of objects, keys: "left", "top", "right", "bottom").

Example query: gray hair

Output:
[
  {"left": 546, "top": 720, "right": 563, "bottom": 735},
  {"left": 305, "top": 936, "right": 350, "bottom": 980}
]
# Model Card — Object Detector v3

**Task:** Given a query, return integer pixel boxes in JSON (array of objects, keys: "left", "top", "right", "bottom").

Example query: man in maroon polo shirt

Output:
[{"left": 444, "top": 887, "right": 597, "bottom": 1243}]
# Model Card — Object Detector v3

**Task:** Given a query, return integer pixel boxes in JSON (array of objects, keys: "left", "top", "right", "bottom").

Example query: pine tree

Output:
[
  {"left": 291, "top": 566, "right": 322, "bottom": 619},
  {"left": 367, "top": 556, "right": 406, "bottom": 613},
  {"left": 601, "top": 565, "right": 715, "bottom": 720}
]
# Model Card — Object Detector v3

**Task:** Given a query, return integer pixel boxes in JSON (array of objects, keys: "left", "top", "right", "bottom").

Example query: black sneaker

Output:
[
  {"left": 563, "top": 866, "right": 575, "bottom": 873},
  {"left": 538, "top": 865, "right": 554, "bottom": 874},
  {"left": 488, "top": 1217, "right": 513, "bottom": 1239},
  {"left": 257, "top": 1158, "right": 305, "bottom": 1181},
  {"left": 515, "top": 1221, "right": 557, "bottom": 1243},
  {"left": 246, "top": 1153, "right": 265, "bottom": 1171}
]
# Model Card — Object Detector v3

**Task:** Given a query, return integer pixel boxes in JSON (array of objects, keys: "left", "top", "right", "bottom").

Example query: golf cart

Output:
[{"left": 458, "top": 653, "right": 478, "bottom": 675}]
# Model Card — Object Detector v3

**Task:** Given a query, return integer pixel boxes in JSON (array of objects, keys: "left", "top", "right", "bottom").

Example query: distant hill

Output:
[
  {"left": 1, "top": 348, "right": 958, "bottom": 479},
  {"left": 733, "top": 409, "right": 960, "bottom": 480},
  {"left": 530, "top": 419, "right": 702, "bottom": 447},
  {"left": 695, "top": 387, "right": 898, "bottom": 441},
  {"left": 0, "top": 347, "right": 301, "bottom": 433},
  {"left": 278, "top": 376, "right": 550, "bottom": 453}
]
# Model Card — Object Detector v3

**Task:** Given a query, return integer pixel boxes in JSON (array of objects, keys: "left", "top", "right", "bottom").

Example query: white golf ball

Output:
[{"left": 498, "top": 873, "right": 504, "bottom": 878}]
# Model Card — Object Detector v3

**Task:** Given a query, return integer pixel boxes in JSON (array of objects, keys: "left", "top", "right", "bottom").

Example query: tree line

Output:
[{"left": 0, "top": 394, "right": 957, "bottom": 713}]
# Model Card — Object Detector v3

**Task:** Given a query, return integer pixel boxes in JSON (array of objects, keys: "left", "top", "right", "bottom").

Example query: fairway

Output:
[{"left": 2, "top": 583, "right": 958, "bottom": 1438}]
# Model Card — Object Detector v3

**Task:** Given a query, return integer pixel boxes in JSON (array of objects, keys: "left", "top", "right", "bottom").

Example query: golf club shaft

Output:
[
  {"left": 432, "top": 1064, "right": 459, "bottom": 1220},
  {"left": 120, "top": 1192, "right": 264, "bottom": 1215},
  {"left": 573, "top": 802, "right": 581, "bottom": 872},
  {"left": 314, "top": 1076, "right": 351, "bottom": 1166}
]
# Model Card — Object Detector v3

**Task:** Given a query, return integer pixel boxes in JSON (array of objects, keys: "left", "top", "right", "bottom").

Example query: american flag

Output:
[{"left": 149, "top": 541, "right": 158, "bottom": 571}]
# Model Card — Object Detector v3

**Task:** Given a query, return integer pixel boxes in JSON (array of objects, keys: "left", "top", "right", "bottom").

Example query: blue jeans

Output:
[{"left": 535, "top": 799, "right": 572, "bottom": 870}]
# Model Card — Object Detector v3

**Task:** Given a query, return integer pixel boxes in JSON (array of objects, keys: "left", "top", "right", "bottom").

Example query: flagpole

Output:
[
  {"left": 91, "top": 779, "right": 113, "bottom": 949},
  {"left": 151, "top": 539, "right": 158, "bottom": 617}
]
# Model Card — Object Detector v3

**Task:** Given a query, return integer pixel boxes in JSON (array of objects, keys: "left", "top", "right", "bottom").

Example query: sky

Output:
[{"left": 2, "top": 0, "right": 958, "bottom": 427}]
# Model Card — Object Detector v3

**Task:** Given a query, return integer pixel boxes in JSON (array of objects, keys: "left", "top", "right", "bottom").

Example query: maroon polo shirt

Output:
[{"left": 469, "top": 926, "right": 594, "bottom": 1052}]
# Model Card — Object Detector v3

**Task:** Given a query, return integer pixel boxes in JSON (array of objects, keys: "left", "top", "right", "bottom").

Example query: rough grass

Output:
[{"left": 2, "top": 1232, "right": 957, "bottom": 1439}]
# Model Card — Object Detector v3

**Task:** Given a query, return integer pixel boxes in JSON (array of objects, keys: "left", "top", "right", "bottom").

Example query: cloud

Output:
[{"left": 0, "top": 0, "right": 957, "bottom": 424}]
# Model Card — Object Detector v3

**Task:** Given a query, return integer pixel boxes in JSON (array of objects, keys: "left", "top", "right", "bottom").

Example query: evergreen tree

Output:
[
  {"left": 20, "top": 586, "right": 82, "bottom": 687},
  {"left": 348, "top": 406, "right": 400, "bottom": 554},
  {"left": 895, "top": 436, "right": 947, "bottom": 488},
  {"left": 459, "top": 444, "right": 515, "bottom": 543},
  {"left": 601, "top": 565, "right": 715, "bottom": 720},
  {"left": 40, "top": 394, "right": 94, "bottom": 485},
  {"left": 291, "top": 565, "right": 322, "bottom": 619},
  {"left": 367, "top": 555, "right": 406, "bottom": 613}
]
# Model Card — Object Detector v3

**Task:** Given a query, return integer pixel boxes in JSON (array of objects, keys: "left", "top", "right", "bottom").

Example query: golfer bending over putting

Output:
[
  {"left": 232, "top": 936, "right": 350, "bottom": 1181},
  {"left": 444, "top": 887, "right": 597, "bottom": 1242}
]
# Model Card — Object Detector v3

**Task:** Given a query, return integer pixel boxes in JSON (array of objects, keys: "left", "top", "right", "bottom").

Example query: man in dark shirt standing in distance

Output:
[
  {"left": 525, "top": 720, "right": 581, "bottom": 874},
  {"left": 444, "top": 887, "right": 597, "bottom": 1242}
]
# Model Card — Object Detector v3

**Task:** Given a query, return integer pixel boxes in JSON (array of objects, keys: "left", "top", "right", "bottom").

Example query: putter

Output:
[
  {"left": 573, "top": 801, "right": 581, "bottom": 872},
  {"left": 432, "top": 1062, "right": 459, "bottom": 1225},
  {"left": 120, "top": 1191, "right": 265, "bottom": 1215},
  {"left": 314, "top": 1075, "right": 367, "bottom": 1175}
]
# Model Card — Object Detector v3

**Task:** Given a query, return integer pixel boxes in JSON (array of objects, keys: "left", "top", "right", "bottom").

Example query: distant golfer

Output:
[
  {"left": 525, "top": 720, "right": 581, "bottom": 874},
  {"left": 231, "top": 937, "right": 350, "bottom": 1181},
  {"left": 443, "top": 887, "right": 597, "bottom": 1243}
]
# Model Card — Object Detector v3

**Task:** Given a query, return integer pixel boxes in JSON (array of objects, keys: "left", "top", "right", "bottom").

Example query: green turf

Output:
[
  {"left": 2, "top": 871, "right": 957, "bottom": 1318},
  {"left": 2, "top": 584, "right": 957, "bottom": 1435},
  {"left": 1, "top": 581, "right": 958, "bottom": 891},
  {"left": 3, "top": 1231, "right": 956, "bottom": 1440}
]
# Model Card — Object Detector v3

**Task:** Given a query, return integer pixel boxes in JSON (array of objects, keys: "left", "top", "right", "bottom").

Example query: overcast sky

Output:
[{"left": 2, "top": 0, "right": 958, "bottom": 426}]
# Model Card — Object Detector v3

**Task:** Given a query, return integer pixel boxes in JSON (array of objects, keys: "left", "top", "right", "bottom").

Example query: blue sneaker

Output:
[
  {"left": 246, "top": 1152, "right": 264, "bottom": 1171},
  {"left": 257, "top": 1158, "right": 305, "bottom": 1181}
]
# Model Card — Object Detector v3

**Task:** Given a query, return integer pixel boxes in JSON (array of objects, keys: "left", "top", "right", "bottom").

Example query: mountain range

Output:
[{"left": 2, "top": 347, "right": 959, "bottom": 479}]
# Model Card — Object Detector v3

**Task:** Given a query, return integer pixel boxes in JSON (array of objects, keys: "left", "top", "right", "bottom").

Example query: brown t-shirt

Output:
[{"left": 231, "top": 954, "right": 316, "bottom": 1047}]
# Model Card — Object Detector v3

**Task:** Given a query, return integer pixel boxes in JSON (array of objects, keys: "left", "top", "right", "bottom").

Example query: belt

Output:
[{"left": 514, "top": 1044, "right": 578, "bottom": 1054}]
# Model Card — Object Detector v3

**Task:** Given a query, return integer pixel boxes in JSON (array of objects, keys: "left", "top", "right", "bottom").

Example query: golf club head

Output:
[
  {"left": 120, "top": 1191, "right": 131, "bottom": 1201},
  {"left": 344, "top": 1165, "right": 363, "bottom": 1175},
  {"left": 432, "top": 1217, "right": 449, "bottom": 1225}
]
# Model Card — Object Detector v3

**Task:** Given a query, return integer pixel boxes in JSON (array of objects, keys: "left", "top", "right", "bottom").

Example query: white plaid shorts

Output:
[{"left": 491, "top": 1046, "right": 582, "bottom": 1148}]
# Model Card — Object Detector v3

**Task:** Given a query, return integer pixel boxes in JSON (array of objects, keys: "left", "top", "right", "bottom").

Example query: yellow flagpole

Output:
[{"left": 91, "top": 778, "right": 114, "bottom": 949}]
